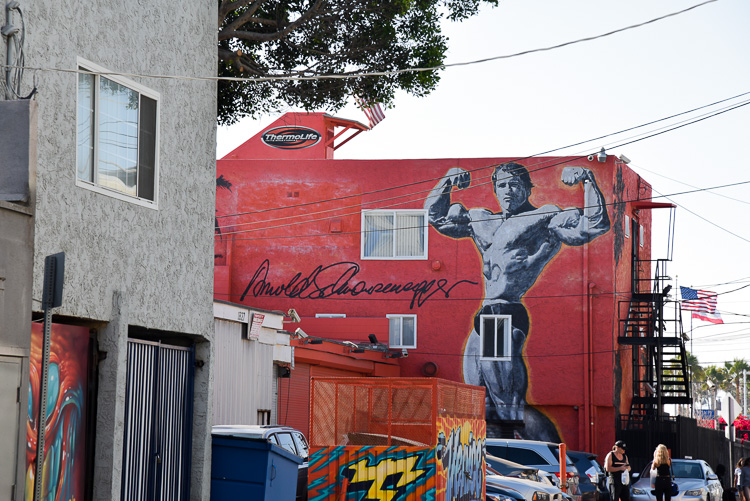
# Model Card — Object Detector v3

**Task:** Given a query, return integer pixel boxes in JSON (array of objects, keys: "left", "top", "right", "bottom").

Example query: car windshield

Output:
[{"left": 641, "top": 462, "right": 704, "bottom": 480}]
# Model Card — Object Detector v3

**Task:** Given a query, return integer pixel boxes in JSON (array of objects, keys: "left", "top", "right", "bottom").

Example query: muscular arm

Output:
[
  {"left": 550, "top": 167, "right": 611, "bottom": 246},
  {"left": 424, "top": 167, "right": 473, "bottom": 239}
]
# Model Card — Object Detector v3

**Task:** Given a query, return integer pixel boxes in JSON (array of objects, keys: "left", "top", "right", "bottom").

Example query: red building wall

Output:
[{"left": 215, "top": 113, "right": 653, "bottom": 458}]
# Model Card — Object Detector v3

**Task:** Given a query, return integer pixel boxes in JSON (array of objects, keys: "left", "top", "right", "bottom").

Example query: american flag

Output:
[
  {"left": 354, "top": 96, "right": 385, "bottom": 128},
  {"left": 680, "top": 286, "right": 723, "bottom": 324}
]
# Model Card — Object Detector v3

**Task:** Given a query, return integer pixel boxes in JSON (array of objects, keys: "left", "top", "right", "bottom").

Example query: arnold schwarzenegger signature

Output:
[{"left": 240, "top": 259, "right": 477, "bottom": 309}]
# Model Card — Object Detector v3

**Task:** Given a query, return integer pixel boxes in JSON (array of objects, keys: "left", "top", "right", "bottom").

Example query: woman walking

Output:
[
  {"left": 651, "top": 444, "right": 672, "bottom": 501},
  {"left": 605, "top": 440, "right": 631, "bottom": 501}
]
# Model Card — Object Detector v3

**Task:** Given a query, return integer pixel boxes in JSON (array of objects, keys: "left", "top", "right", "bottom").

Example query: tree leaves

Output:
[{"left": 216, "top": 0, "right": 497, "bottom": 124}]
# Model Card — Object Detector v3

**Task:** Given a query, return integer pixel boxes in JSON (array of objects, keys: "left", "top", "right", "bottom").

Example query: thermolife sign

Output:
[{"left": 261, "top": 126, "right": 322, "bottom": 149}]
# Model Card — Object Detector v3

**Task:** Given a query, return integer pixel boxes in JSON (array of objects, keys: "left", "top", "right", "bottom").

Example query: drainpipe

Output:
[
  {"left": 588, "top": 282, "right": 596, "bottom": 452},
  {"left": 583, "top": 247, "right": 591, "bottom": 451}
]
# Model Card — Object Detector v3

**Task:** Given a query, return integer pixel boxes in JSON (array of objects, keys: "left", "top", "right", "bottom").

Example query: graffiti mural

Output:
[
  {"left": 26, "top": 323, "right": 90, "bottom": 501},
  {"left": 435, "top": 418, "right": 486, "bottom": 501},
  {"left": 424, "top": 162, "right": 611, "bottom": 440},
  {"left": 309, "top": 446, "right": 436, "bottom": 501}
]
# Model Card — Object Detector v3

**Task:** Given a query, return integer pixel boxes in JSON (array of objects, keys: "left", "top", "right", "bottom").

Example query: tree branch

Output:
[{"left": 219, "top": 0, "right": 325, "bottom": 43}]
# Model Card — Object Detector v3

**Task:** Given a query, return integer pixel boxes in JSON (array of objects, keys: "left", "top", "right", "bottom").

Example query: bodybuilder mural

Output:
[{"left": 425, "top": 162, "right": 610, "bottom": 440}]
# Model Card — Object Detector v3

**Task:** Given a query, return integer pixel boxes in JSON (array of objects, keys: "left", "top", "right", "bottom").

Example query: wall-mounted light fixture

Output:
[{"left": 597, "top": 148, "right": 607, "bottom": 163}]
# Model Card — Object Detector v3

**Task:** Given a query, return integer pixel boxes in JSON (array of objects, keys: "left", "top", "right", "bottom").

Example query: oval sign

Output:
[{"left": 261, "top": 126, "right": 322, "bottom": 149}]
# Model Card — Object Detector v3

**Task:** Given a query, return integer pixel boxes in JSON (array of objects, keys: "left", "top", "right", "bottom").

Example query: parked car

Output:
[
  {"left": 212, "top": 424, "right": 309, "bottom": 501},
  {"left": 568, "top": 450, "right": 607, "bottom": 501},
  {"left": 487, "top": 454, "right": 554, "bottom": 485},
  {"left": 630, "top": 459, "right": 723, "bottom": 501},
  {"left": 487, "top": 482, "right": 527, "bottom": 501},
  {"left": 486, "top": 439, "right": 581, "bottom": 498},
  {"left": 487, "top": 473, "right": 570, "bottom": 501}
]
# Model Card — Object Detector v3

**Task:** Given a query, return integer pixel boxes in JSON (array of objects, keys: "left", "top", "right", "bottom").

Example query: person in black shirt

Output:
[
  {"left": 605, "top": 440, "right": 631, "bottom": 501},
  {"left": 651, "top": 444, "right": 673, "bottom": 501}
]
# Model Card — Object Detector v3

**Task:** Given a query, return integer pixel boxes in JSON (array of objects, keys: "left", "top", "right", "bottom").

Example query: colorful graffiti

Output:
[
  {"left": 425, "top": 163, "right": 611, "bottom": 441},
  {"left": 436, "top": 418, "right": 485, "bottom": 501},
  {"left": 309, "top": 446, "right": 436, "bottom": 501},
  {"left": 26, "top": 323, "right": 89, "bottom": 501}
]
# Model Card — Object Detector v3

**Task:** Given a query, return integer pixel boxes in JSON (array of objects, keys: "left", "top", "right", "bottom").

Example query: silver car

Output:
[{"left": 630, "top": 459, "right": 723, "bottom": 501}]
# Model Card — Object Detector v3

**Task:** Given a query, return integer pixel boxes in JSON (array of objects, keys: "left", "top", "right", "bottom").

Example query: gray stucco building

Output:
[{"left": 1, "top": 1, "right": 217, "bottom": 499}]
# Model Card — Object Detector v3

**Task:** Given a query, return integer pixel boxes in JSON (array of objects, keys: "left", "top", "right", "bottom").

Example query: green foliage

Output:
[{"left": 217, "top": 0, "right": 497, "bottom": 125}]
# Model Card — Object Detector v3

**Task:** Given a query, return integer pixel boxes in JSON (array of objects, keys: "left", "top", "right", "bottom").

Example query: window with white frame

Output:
[
  {"left": 315, "top": 314, "right": 346, "bottom": 318},
  {"left": 387, "top": 314, "right": 416, "bottom": 349},
  {"left": 77, "top": 59, "right": 159, "bottom": 206},
  {"left": 480, "top": 315, "right": 511, "bottom": 360},
  {"left": 639, "top": 224, "right": 644, "bottom": 247},
  {"left": 362, "top": 210, "right": 427, "bottom": 259},
  {"left": 624, "top": 215, "right": 630, "bottom": 238}
]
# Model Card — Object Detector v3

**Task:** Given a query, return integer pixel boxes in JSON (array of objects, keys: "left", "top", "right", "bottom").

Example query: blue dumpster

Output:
[{"left": 211, "top": 434, "right": 303, "bottom": 500}]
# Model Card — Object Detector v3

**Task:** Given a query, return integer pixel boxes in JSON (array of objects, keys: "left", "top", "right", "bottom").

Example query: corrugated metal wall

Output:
[
  {"left": 212, "top": 319, "right": 275, "bottom": 425},
  {"left": 121, "top": 339, "right": 194, "bottom": 501}
]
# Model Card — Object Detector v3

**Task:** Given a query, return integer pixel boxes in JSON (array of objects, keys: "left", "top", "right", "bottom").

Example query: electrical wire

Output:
[
  {"left": 217, "top": 178, "right": 750, "bottom": 241},
  {"left": 0, "top": 0, "right": 717, "bottom": 85},
  {"left": 216, "top": 90, "right": 750, "bottom": 222},
  {"left": 214, "top": 98, "right": 750, "bottom": 236}
]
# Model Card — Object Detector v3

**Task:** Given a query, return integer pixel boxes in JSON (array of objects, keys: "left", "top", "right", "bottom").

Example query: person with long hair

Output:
[
  {"left": 736, "top": 459, "right": 746, "bottom": 501},
  {"left": 651, "top": 444, "right": 673, "bottom": 501}
]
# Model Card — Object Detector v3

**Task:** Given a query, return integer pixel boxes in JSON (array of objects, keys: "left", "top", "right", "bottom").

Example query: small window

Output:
[
  {"left": 639, "top": 225, "right": 644, "bottom": 247},
  {"left": 268, "top": 434, "right": 279, "bottom": 445},
  {"left": 480, "top": 315, "right": 511, "bottom": 360},
  {"left": 275, "top": 433, "right": 297, "bottom": 455},
  {"left": 315, "top": 314, "right": 346, "bottom": 318},
  {"left": 387, "top": 315, "right": 416, "bottom": 348},
  {"left": 77, "top": 58, "right": 159, "bottom": 207},
  {"left": 257, "top": 409, "right": 271, "bottom": 425},
  {"left": 362, "top": 210, "right": 427, "bottom": 259},
  {"left": 624, "top": 215, "right": 630, "bottom": 238},
  {"left": 506, "top": 447, "right": 549, "bottom": 465}
]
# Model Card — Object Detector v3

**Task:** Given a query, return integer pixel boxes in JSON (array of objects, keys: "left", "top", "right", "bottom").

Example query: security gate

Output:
[{"left": 121, "top": 340, "right": 194, "bottom": 501}]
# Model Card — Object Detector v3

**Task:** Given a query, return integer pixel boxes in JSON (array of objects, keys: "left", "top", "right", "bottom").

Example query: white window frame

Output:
[
  {"left": 387, "top": 314, "right": 417, "bottom": 349},
  {"left": 479, "top": 314, "right": 512, "bottom": 361},
  {"left": 361, "top": 209, "right": 428, "bottom": 260},
  {"left": 76, "top": 57, "right": 160, "bottom": 209},
  {"left": 639, "top": 224, "right": 644, "bottom": 248},
  {"left": 315, "top": 314, "right": 346, "bottom": 318},
  {"left": 624, "top": 215, "right": 630, "bottom": 238}
]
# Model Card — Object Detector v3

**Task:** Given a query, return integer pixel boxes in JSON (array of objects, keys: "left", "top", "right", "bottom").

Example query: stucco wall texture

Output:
[{"left": 25, "top": 0, "right": 217, "bottom": 336}]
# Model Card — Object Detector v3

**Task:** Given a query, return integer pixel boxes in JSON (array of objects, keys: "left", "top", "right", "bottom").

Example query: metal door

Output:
[{"left": 121, "top": 340, "right": 194, "bottom": 501}]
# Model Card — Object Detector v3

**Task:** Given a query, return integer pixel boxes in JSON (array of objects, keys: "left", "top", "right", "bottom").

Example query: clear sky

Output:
[{"left": 217, "top": 0, "right": 750, "bottom": 370}]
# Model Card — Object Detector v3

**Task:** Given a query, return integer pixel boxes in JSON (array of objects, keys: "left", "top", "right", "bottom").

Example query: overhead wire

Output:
[
  {"left": 219, "top": 178, "right": 750, "bottom": 241},
  {"left": 1, "top": 0, "right": 718, "bottom": 86},
  {"left": 214, "top": 97, "right": 750, "bottom": 236},
  {"left": 216, "top": 89, "right": 750, "bottom": 222}
]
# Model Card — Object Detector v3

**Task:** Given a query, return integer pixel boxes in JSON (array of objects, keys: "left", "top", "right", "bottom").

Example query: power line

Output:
[
  {"left": 214, "top": 98, "right": 750, "bottom": 236},
  {"left": 218, "top": 178, "right": 750, "bottom": 240},
  {"left": 216, "top": 90, "right": 750, "bottom": 222},
  {"left": 2, "top": 0, "right": 717, "bottom": 86}
]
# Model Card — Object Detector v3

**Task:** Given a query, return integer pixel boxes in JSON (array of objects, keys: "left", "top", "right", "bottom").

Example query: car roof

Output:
[
  {"left": 212, "top": 424, "right": 302, "bottom": 438},
  {"left": 487, "top": 438, "right": 562, "bottom": 447},
  {"left": 487, "top": 453, "right": 538, "bottom": 471}
]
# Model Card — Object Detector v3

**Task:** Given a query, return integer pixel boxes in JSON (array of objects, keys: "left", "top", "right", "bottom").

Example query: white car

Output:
[
  {"left": 629, "top": 459, "right": 723, "bottom": 501},
  {"left": 487, "top": 473, "right": 572, "bottom": 501}
]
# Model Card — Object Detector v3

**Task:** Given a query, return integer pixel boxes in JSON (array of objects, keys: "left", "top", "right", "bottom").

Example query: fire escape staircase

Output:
[{"left": 618, "top": 259, "right": 692, "bottom": 427}]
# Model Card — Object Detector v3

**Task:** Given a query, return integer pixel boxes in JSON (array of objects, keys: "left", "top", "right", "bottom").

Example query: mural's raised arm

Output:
[
  {"left": 551, "top": 166, "right": 611, "bottom": 246},
  {"left": 424, "top": 167, "right": 473, "bottom": 239}
]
